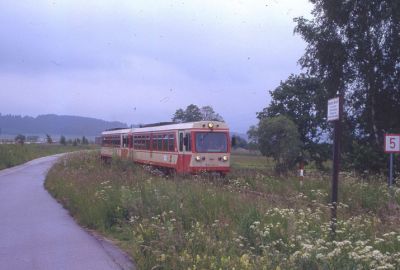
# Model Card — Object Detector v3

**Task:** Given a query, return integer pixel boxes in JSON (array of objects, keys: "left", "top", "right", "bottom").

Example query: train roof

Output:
[
  {"left": 101, "top": 121, "right": 228, "bottom": 135},
  {"left": 132, "top": 121, "right": 228, "bottom": 133},
  {"left": 102, "top": 128, "right": 132, "bottom": 135},
  {"left": 104, "top": 127, "right": 129, "bottom": 131}
]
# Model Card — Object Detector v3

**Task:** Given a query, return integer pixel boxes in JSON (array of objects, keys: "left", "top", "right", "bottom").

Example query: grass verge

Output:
[
  {"left": 0, "top": 144, "right": 96, "bottom": 170},
  {"left": 45, "top": 151, "right": 400, "bottom": 269}
]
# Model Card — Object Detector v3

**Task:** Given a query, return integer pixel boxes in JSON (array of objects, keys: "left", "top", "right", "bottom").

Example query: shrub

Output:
[{"left": 258, "top": 115, "right": 302, "bottom": 174}]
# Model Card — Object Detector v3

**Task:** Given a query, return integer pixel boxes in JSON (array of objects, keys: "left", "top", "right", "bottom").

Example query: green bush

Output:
[{"left": 258, "top": 115, "right": 302, "bottom": 174}]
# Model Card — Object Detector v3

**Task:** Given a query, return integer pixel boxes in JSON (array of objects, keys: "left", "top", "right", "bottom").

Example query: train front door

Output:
[{"left": 178, "top": 131, "right": 192, "bottom": 173}]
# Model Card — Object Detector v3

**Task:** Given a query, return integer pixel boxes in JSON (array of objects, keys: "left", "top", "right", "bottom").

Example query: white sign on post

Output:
[
  {"left": 327, "top": 97, "right": 340, "bottom": 121},
  {"left": 385, "top": 134, "right": 400, "bottom": 153}
]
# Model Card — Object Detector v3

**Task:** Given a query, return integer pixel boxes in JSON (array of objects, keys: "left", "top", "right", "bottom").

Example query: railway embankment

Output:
[{"left": 45, "top": 151, "right": 400, "bottom": 269}]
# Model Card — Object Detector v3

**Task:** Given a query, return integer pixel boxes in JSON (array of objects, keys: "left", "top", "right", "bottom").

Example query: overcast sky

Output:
[{"left": 0, "top": 0, "right": 312, "bottom": 133}]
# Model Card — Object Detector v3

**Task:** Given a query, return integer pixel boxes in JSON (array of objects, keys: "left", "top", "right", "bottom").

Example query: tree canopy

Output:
[
  {"left": 60, "top": 135, "right": 66, "bottom": 145},
  {"left": 254, "top": 0, "right": 400, "bottom": 173},
  {"left": 253, "top": 1, "right": 400, "bottom": 173},
  {"left": 257, "top": 74, "right": 330, "bottom": 167},
  {"left": 46, "top": 134, "right": 53, "bottom": 144},
  {"left": 172, "top": 104, "right": 223, "bottom": 123},
  {"left": 257, "top": 116, "right": 302, "bottom": 174},
  {"left": 15, "top": 134, "right": 26, "bottom": 145}
]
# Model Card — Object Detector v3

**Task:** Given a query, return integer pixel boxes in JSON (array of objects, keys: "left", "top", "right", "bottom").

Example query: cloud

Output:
[{"left": 0, "top": 0, "right": 312, "bottom": 133}]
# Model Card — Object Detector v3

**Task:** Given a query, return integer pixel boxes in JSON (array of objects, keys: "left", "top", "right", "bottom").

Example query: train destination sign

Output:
[
  {"left": 384, "top": 134, "right": 400, "bottom": 153},
  {"left": 327, "top": 97, "right": 340, "bottom": 121}
]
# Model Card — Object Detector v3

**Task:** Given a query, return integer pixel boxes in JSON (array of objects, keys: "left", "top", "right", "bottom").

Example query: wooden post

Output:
[{"left": 329, "top": 94, "right": 343, "bottom": 238}]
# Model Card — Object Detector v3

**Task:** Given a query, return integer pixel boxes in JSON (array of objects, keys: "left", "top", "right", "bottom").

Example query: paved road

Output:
[{"left": 0, "top": 155, "right": 134, "bottom": 270}]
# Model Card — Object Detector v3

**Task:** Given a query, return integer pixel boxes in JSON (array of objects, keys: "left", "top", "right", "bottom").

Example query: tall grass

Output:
[
  {"left": 45, "top": 152, "right": 400, "bottom": 269},
  {"left": 0, "top": 144, "right": 95, "bottom": 170}
]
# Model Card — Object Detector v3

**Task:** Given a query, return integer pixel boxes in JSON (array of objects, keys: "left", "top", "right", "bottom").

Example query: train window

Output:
[
  {"left": 152, "top": 135, "right": 157, "bottom": 150},
  {"left": 141, "top": 135, "right": 146, "bottom": 150},
  {"left": 195, "top": 132, "right": 228, "bottom": 153},
  {"left": 163, "top": 134, "right": 169, "bottom": 151},
  {"left": 102, "top": 135, "right": 120, "bottom": 147},
  {"left": 134, "top": 135, "right": 140, "bottom": 149},
  {"left": 129, "top": 135, "right": 133, "bottom": 148},
  {"left": 122, "top": 135, "right": 128, "bottom": 148},
  {"left": 185, "top": 133, "right": 191, "bottom": 151},
  {"left": 145, "top": 136, "right": 150, "bottom": 150},
  {"left": 168, "top": 134, "right": 175, "bottom": 151},
  {"left": 157, "top": 135, "right": 162, "bottom": 150},
  {"left": 112, "top": 136, "right": 120, "bottom": 146},
  {"left": 179, "top": 133, "right": 183, "bottom": 152}
]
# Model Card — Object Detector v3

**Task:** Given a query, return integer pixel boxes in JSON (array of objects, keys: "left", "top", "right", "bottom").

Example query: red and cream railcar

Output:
[{"left": 100, "top": 121, "right": 231, "bottom": 175}]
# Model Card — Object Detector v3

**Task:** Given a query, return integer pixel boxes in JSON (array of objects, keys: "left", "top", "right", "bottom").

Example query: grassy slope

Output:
[
  {"left": 0, "top": 144, "right": 96, "bottom": 170},
  {"left": 45, "top": 152, "right": 400, "bottom": 270}
]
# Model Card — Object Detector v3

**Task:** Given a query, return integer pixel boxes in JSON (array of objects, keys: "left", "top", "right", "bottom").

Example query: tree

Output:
[
  {"left": 172, "top": 104, "right": 224, "bottom": 123},
  {"left": 172, "top": 104, "right": 202, "bottom": 123},
  {"left": 200, "top": 106, "right": 224, "bottom": 121},
  {"left": 257, "top": 74, "right": 330, "bottom": 168},
  {"left": 172, "top": 108, "right": 186, "bottom": 123},
  {"left": 15, "top": 134, "right": 26, "bottom": 145},
  {"left": 294, "top": 0, "right": 400, "bottom": 173},
  {"left": 247, "top": 125, "right": 259, "bottom": 151},
  {"left": 247, "top": 125, "right": 258, "bottom": 144},
  {"left": 257, "top": 116, "right": 302, "bottom": 174},
  {"left": 232, "top": 136, "right": 248, "bottom": 149},
  {"left": 60, "top": 135, "right": 66, "bottom": 145},
  {"left": 82, "top": 136, "right": 89, "bottom": 145},
  {"left": 46, "top": 134, "right": 53, "bottom": 144}
]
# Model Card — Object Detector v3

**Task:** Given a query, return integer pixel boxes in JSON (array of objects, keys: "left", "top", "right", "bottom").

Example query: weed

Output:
[{"left": 45, "top": 152, "right": 400, "bottom": 269}]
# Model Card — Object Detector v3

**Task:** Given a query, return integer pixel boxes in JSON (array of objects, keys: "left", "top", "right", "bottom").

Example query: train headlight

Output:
[
  {"left": 222, "top": 155, "right": 228, "bottom": 161},
  {"left": 195, "top": 156, "right": 201, "bottom": 161},
  {"left": 208, "top": 122, "right": 214, "bottom": 129}
]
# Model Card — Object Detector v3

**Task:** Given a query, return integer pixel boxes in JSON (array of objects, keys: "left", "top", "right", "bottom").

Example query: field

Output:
[
  {"left": 45, "top": 151, "right": 400, "bottom": 269},
  {"left": 0, "top": 144, "right": 96, "bottom": 170}
]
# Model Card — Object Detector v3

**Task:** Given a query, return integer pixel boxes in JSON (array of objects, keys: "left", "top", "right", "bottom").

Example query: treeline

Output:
[
  {"left": 14, "top": 134, "right": 90, "bottom": 146},
  {"left": 172, "top": 104, "right": 223, "bottom": 123},
  {"left": 250, "top": 1, "right": 400, "bottom": 174},
  {"left": 59, "top": 135, "right": 90, "bottom": 146},
  {"left": 0, "top": 114, "right": 127, "bottom": 136}
]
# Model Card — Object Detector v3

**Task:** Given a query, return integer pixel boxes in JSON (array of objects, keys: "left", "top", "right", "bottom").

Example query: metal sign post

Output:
[
  {"left": 384, "top": 134, "right": 400, "bottom": 188},
  {"left": 389, "top": 153, "right": 394, "bottom": 187},
  {"left": 327, "top": 96, "right": 342, "bottom": 238}
]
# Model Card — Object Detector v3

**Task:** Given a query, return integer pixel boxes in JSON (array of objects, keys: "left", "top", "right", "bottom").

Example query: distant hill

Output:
[{"left": 0, "top": 114, "right": 128, "bottom": 136}]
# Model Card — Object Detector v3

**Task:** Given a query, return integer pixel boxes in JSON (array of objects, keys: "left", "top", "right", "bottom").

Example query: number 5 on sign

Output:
[{"left": 385, "top": 134, "right": 400, "bottom": 153}]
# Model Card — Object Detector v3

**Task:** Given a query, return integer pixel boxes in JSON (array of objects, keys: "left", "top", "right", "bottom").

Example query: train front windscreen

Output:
[{"left": 195, "top": 132, "right": 228, "bottom": 153}]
